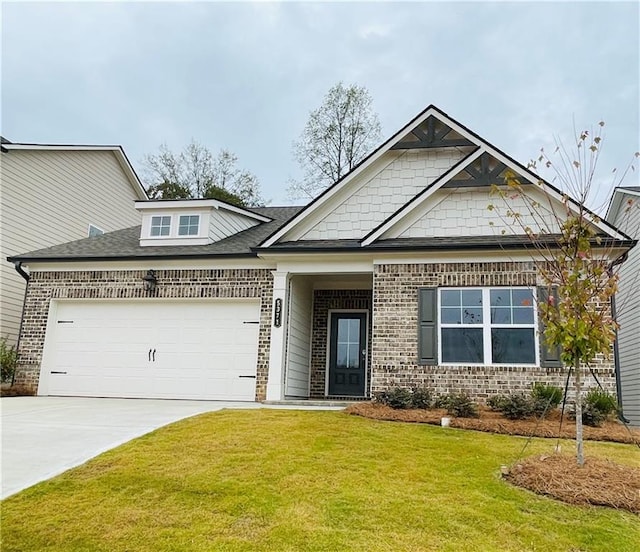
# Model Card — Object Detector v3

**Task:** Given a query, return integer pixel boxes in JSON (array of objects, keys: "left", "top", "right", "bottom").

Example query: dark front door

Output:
[{"left": 328, "top": 312, "right": 367, "bottom": 396}]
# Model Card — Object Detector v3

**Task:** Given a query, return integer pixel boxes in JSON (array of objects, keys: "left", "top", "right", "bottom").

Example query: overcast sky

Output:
[{"left": 2, "top": 1, "right": 638, "bottom": 208}]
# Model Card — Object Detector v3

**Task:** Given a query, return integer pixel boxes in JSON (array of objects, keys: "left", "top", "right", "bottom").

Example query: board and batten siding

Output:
[
  {"left": 0, "top": 149, "right": 143, "bottom": 345},
  {"left": 611, "top": 195, "right": 640, "bottom": 426},
  {"left": 284, "top": 277, "right": 313, "bottom": 398}
]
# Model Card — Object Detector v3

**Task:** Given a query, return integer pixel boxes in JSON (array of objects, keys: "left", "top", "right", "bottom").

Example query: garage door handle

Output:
[
  {"left": 148, "top": 349, "right": 152, "bottom": 361},
  {"left": 239, "top": 375, "right": 256, "bottom": 379},
  {"left": 51, "top": 371, "right": 67, "bottom": 375},
  {"left": 152, "top": 349, "right": 156, "bottom": 362}
]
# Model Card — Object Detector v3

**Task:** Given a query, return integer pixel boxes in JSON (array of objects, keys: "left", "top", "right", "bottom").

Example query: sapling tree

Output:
[{"left": 488, "top": 123, "right": 639, "bottom": 466}]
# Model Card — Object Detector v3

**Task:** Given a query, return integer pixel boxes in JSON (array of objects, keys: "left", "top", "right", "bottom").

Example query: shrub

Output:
[
  {"left": 410, "top": 386, "right": 433, "bottom": 409},
  {"left": 580, "top": 403, "right": 607, "bottom": 427},
  {"left": 531, "top": 383, "right": 563, "bottom": 412},
  {"left": 487, "top": 395, "right": 509, "bottom": 412},
  {"left": 584, "top": 389, "right": 617, "bottom": 417},
  {"left": 0, "top": 338, "right": 18, "bottom": 383},
  {"left": 442, "top": 392, "right": 478, "bottom": 418},
  {"left": 499, "top": 394, "right": 536, "bottom": 420},
  {"left": 373, "top": 388, "right": 413, "bottom": 409}
]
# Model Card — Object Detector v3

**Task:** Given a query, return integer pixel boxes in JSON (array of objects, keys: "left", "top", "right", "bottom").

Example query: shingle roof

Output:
[{"left": 8, "top": 206, "right": 303, "bottom": 262}]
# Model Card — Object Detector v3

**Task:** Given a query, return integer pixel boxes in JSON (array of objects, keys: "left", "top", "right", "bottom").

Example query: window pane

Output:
[
  {"left": 462, "top": 289, "right": 482, "bottom": 306},
  {"left": 513, "top": 307, "right": 534, "bottom": 324},
  {"left": 491, "top": 329, "right": 535, "bottom": 364},
  {"left": 348, "top": 344, "right": 360, "bottom": 368},
  {"left": 513, "top": 289, "right": 534, "bottom": 307},
  {"left": 441, "top": 290, "right": 460, "bottom": 306},
  {"left": 441, "top": 307, "right": 461, "bottom": 324},
  {"left": 490, "top": 289, "right": 511, "bottom": 307},
  {"left": 150, "top": 226, "right": 160, "bottom": 237},
  {"left": 462, "top": 308, "right": 483, "bottom": 324},
  {"left": 337, "top": 343, "right": 348, "bottom": 368},
  {"left": 442, "top": 328, "right": 483, "bottom": 363},
  {"left": 491, "top": 307, "right": 511, "bottom": 324}
]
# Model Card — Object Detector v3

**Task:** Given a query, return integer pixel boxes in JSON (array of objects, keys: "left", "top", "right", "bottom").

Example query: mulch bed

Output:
[
  {"left": 504, "top": 454, "right": 640, "bottom": 513},
  {"left": 345, "top": 402, "right": 640, "bottom": 445}
]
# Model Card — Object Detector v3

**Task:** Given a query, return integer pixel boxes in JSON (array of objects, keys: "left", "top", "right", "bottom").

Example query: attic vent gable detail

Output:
[
  {"left": 443, "top": 152, "right": 509, "bottom": 189},
  {"left": 391, "top": 116, "right": 475, "bottom": 150}
]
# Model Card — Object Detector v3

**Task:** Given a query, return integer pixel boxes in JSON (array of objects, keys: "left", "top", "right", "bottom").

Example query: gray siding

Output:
[
  {"left": 612, "top": 197, "right": 640, "bottom": 426},
  {"left": 0, "top": 149, "right": 142, "bottom": 345},
  {"left": 284, "top": 277, "right": 312, "bottom": 398},
  {"left": 209, "top": 209, "right": 258, "bottom": 242}
]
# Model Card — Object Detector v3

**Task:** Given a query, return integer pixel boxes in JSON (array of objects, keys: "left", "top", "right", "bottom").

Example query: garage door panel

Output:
[{"left": 41, "top": 300, "right": 261, "bottom": 400}]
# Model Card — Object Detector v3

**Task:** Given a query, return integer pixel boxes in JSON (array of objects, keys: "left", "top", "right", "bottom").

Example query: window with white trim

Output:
[
  {"left": 178, "top": 215, "right": 200, "bottom": 236},
  {"left": 150, "top": 216, "right": 171, "bottom": 237},
  {"left": 439, "top": 287, "right": 537, "bottom": 365}
]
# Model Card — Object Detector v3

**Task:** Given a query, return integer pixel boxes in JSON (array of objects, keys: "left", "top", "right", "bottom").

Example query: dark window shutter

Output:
[
  {"left": 537, "top": 286, "right": 562, "bottom": 367},
  {"left": 418, "top": 288, "right": 438, "bottom": 365}
]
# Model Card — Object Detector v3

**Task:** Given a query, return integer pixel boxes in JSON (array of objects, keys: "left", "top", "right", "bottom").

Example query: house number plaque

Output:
[{"left": 274, "top": 298, "right": 282, "bottom": 327}]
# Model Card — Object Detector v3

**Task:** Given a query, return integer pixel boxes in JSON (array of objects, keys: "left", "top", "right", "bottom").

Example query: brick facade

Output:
[
  {"left": 310, "top": 289, "right": 373, "bottom": 398},
  {"left": 15, "top": 268, "right": 274, "bottom": 400},
  {"left": 371, "top": 262, "right": 617, "bottom": 401}
]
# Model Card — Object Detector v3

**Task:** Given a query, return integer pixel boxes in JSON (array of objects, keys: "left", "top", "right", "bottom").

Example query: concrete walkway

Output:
[{"left": 1, "top": 396, "right": 344, "bottom": 499}]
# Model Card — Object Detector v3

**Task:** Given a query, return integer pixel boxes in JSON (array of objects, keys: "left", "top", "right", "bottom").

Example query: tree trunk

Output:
[{"left": 575, "top": 358, "right": 585, "bottom": 467}]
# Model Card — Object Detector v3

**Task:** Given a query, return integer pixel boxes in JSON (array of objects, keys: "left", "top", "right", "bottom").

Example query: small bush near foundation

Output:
[
  {"left": 487, "top": 395, "right": 509, "bottom": 412},
  {"left": 531, "top": 383, "right": 563, "bottom": 414},
  {"left": 410, "top": 387, "right": 433, "bottom": 409},
  {"left": 498, "top": 394, "right": 536, "bottom": 420},
  {"left": 570, "top": 389, "right": 619, "bottom": 427},
  {"left": 374, "top": 388, "right": 413, "bottom": 409},
  {"left": 1, "top": 337, "right": 18, "bottom": 383},
  {"left": 436, "top": 392, "right": 479, "bottom": 418}
]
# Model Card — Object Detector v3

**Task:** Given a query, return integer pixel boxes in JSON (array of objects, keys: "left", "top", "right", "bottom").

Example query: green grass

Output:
[{"left": 1, "top": 410, "right": 638, "bottom": 551}]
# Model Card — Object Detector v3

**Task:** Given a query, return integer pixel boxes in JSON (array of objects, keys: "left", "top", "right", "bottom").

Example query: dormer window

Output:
[
  {"left": 150, "top": 216, "right": 171, "bottom": 237},
  {"left": 178, "top": 215, "right": 200, "bottom": 236}
]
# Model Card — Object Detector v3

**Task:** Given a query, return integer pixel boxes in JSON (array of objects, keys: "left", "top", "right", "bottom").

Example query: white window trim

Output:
[
  {"left": 150, "top": 215, "right": 172, "bottom": 237},
  {"left": 87, "top": 224, "right": 104, "bottom": 237},
  {"left": 178, "top": 214, "right": 200, "bottom": 236},
  {"left": 438, "top": 287, "right": 539, "bottom": 367}
]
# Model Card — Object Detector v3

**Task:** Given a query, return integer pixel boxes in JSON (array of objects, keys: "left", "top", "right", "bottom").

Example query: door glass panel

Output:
[{"left": 337, "top": 318, "right": 361, "bottom": 369}]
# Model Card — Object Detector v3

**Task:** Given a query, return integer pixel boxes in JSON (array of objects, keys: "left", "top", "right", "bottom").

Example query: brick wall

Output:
[
  {"left": 310, "top": 289, "right": 373, "bottom": 398},
  {"left": 15, "top": 268, "right": 273, "bottom": 400},
  {"left": 371, "top": 262, "right": 617, "bottom": 401}
]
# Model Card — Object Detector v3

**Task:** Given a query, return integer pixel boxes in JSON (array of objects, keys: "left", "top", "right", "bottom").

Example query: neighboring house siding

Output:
[
  {"left": 284, "top": 277, "right": 313, "bottom": 398},
  {"left": 310, "top": 289, "right": 373, "bottom": 398},
  {"left": 371, "top": 262, "right": 616, "bottom": 400},
  {"left": 209, "top": 209, "right": 259, "bottom": 242},
  {"left": 612, "top": 198, "right": 640, "bottom": 425},
  {"left": 301, "top": 148, "right": 470, "bottom": 241},
  {"left": 0, "top": 150, "right": 142, "bottom": 345},
  {"left": 14, "top": 268, "right": 274, "bottom": 400},
  {"left": 393, "top": 188, "right": 560, "bottom": 238}
]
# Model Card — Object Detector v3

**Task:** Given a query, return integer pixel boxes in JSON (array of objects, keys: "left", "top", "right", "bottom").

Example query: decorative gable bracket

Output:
[
  {"left": 391, "top": 116, "right": 475, "bottom": 150},
  {"left": 443, "top": 152, "right": 508, "bottom": 188}
]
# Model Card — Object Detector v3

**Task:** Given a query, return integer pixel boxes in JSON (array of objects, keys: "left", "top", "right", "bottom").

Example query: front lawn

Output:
[{"left": 1, "top": 410, "right": 638, "bottom": 552}]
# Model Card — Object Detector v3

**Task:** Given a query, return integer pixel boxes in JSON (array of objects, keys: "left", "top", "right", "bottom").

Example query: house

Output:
[
  {"left": 607, "top": 187, "right": 640, "bottom": 425},
  {"left": 7, "top": 106, "right": 635, "bottom": 402},
  {"left": 0, "top": 139, "right": 148, "bottom": 348}
]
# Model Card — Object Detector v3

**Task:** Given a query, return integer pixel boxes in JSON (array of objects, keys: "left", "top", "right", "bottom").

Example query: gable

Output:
[
  {"left": 384, "top": 186, "right": 562, "bottom": 240},
  {"left": 297, "top": 147, "right": 474, "bottom": 241}
]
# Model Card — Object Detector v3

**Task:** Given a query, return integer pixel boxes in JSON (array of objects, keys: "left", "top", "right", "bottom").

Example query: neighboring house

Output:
[
  {"left": 7, "top": 106, "right": 635, "bottom": 403},
  {"left": 607, "top": 187, "right": 640, "bottom": 425},
  {"left": 0, "top": 139, "right": 148, "bottom": 346}
]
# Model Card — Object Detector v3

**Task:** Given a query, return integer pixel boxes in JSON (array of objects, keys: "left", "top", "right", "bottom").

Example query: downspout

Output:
[
  {"left": 608, "top": 252, "right": 629, "bottom": 423},
  {"left": 14, "top": 261, "right": 30, "bottom": 282},
  {"left": 11, "top": 262, "right": 30, "bottom": 386}
]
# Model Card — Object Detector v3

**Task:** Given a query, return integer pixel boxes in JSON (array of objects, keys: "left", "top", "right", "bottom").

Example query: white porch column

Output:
[{"left": 266, "top": 270, "right": 289, "bottom": 401}]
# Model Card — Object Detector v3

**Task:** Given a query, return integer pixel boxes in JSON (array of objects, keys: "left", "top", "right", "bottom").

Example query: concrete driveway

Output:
[{"left": 1, "top": 396, "right": 263, "bottom": 499}]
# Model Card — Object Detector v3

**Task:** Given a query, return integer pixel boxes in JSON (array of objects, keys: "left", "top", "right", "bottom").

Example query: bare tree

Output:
[
  {"left": 142, "top": 141, "right": 264, "bottom": 207},
  {"left": 289, "top": 82, "right": 382, "bottom": 199},
  {"left": 488, "top": 123, "right": 639, "bottom": 466}
]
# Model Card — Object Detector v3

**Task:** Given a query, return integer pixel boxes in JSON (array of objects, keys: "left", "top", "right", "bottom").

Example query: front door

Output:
[{"left": 328, "top": 312, "right": 367, "bottom": 396}]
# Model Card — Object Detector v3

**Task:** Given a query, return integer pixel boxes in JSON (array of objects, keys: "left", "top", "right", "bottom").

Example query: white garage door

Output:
[{"left": 40, "top": 300, "right": 261, "bottom": 401}]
